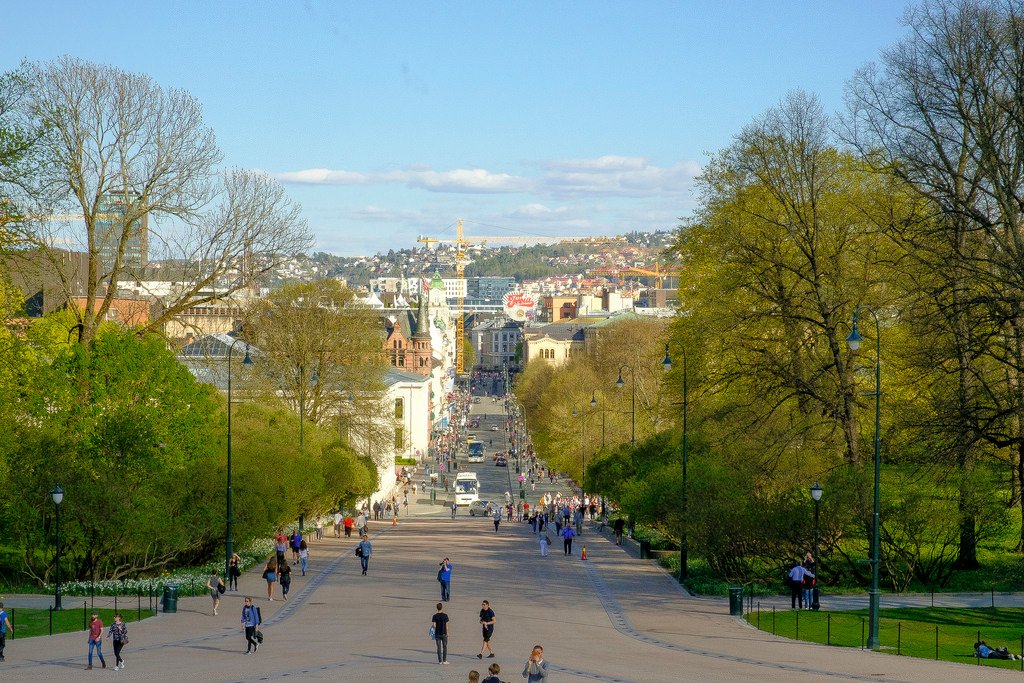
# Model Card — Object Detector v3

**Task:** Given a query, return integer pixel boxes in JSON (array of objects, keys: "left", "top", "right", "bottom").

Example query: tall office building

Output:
[{"left": 97, "top": 190, "right": 148, "bottom": 276}]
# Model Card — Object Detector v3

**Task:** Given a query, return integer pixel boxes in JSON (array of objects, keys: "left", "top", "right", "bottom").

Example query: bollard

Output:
[
  {"left": 935, "top": 626, "right": 939, "bottom": 660},
  {"left": 49, "top": 605, "right": 53, "bottom": 636},
  {"left": 992, "top": 589, "right": 995, "bottom": 609},
  {"left": 114, "top": 594, "right": 118, "bottom": 613},
  {"left": 756, "top": 602, "right": 760, "bottom": 630},
  {"left": 861, "top": 617, "right": 865, "bottom": 650},
  {"left": 978, "top": 630, "right": 981, "bottom": 666},
  {"left": 795, "top": 609, "right": 799, "bottom": 639},
  {"left": 138, "top": 591, "right": 142, "bottom": 622},
  {"left": 772, "top": 605, "right": 776, "bottom": 635},
  {"left": 83, "top": 601, "right": 88, "bottom": 630},
  {"left": 931, "top": 588, "right": 934, "bottom": 607},
  {"left": 897, "top": 622, "right": 901, "bottom": 655},
  {"left": 827, "top": 613, "right": 831, "bottom": 646},
  {"left": 1020, "top": 634, "right": 1023, "bottom": 672}
]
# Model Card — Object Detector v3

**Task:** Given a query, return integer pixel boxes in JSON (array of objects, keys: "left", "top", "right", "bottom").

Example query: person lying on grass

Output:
[{"left": 975, "top": 641, "right": 1020, "bottom": 660}]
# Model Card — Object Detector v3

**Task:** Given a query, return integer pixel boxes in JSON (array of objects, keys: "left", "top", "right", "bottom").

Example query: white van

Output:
[{"left": 455, "top": 472, "right": 480, "bottom": 506}]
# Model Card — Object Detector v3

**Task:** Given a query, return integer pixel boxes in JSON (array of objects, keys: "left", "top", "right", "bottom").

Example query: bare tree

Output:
[{"left": 9, "top": 56, "right": 312, "bottom": 342}]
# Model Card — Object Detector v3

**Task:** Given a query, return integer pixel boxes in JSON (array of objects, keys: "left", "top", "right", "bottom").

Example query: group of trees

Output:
[
  {"left": 518, "top": 0, "right": 1024, "bottom": 590},
  {"left": 0, "top": 58, "right": 384, "bottom": 584}
]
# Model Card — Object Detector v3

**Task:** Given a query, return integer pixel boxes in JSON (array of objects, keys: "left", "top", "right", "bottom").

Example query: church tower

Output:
[{"left": 410, "top": 291, "right": 433, "bottom": 376}]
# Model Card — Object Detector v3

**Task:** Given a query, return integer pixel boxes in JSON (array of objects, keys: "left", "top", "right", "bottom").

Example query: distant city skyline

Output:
[{"left": 3, "top": 1, "right": 912, "bottom": 256}]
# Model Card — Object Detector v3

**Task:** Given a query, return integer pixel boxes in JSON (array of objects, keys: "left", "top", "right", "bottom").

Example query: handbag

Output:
[
  {"left": 355, "top": 546, "right": 363, "bottom": 557},
  {"left": 217, "top": 582, "right": 226, "bottom": 594},
  {"left": 436, "top": 568, "right": 443, "bottom": 582},
  {"left": 428, "top": 625, "right": 435, "bottom": 640},
  {"left": 255, "top": 628, "right": 264, "bottom": 644}
]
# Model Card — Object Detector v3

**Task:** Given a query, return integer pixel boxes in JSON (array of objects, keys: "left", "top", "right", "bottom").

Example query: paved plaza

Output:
[{"left": 1, "top": 495, "right": 1020, "bottom": 682}]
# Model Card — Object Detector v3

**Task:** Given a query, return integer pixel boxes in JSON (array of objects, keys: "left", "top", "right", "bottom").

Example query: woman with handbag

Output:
[
  {"left": 262, "top": 561, "right": 278, "bottom": 601},
  {"left": 107, "top": 613, "right": 128, "bottom": 671},
  {"left": 228, "top": 552, "right": 241, "bottom": 591},
  {"left": 206, "top": 569, "right": 224, "bottom": 616}
]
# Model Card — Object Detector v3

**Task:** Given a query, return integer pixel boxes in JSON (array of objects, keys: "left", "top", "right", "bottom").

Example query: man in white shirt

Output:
[
  {"left": 788, "top": 559, "right": 812, "bottom": 609},
  {"left": 333, "top": 511, "right": 343, "bottom": 538}
]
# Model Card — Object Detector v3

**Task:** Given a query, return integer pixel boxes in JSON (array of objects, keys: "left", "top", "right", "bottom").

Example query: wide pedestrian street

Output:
[{"left": 0, "top": 493, "right": 1017, "bottom": 682}]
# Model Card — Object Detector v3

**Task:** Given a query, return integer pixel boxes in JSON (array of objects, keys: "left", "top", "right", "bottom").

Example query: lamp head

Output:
[
  {"left": 615, "top": 373, "right": 624, "bottom": 389},
  {"left": 662, "top": 344, "right": 672, "bottom": 373},
  {"left": 51, "top": 485, "right": 64, "bottom": 506},
  {"left": 242, "top": 349, "right": 253, "bottom": 366},
  {"left": 810, "top": 482, "right": 823, "bottom": 502},
  {"left": 590, "top": 391, "right": 597, "bottom": 408},
  {"left": 846, "top": 309, "right": 862, "bottom": 351}
]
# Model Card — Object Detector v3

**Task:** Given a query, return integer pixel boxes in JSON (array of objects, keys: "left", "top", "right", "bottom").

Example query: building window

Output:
[
  {"left": 395, "top": 398, "right": 404, "bottom": 419},
  {"left": 395, "top": 426, "right": 404, "bottom": 450}
]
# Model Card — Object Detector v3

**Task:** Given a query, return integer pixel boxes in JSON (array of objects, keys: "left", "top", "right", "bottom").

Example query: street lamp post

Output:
[
  {"left": 226, "top": 339, "right": 253, "bottom": 582},
  {"left": 50, "top": 485, "right": 64, "bottom": 610},
  {"left": 660, "top": 344, "right": 688, "bottom": 581},
  {"left": 810, "top": 482, "right": 822, "bottom": 610},
  {"left": 615, "top": 366, "right": 637, "bottom": 446},
  {"left": 846, "top": 305, "right": 882, "bottom": 650}
]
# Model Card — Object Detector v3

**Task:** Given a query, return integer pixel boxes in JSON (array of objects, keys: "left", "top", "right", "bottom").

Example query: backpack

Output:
[{"left": 437, "top": 568, "right": 443, "bottom": 582}]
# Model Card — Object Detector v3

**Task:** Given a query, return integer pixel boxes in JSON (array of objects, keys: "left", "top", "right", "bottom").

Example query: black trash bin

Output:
[
  {"left": 728, "top": 586, "right": 743, "bottom": 616},
  {"left": 638, "top": 539, "right": 651, "bottom": 559},
  {"left": 162, "top": 584, "right": 179, "bottom": 613}
]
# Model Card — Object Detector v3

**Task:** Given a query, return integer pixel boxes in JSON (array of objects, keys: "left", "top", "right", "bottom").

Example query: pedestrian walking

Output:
[
  {"left": 299, "top": 540, "right": 309, "bottom": 576},
  {"left": 86, "top": 612, "right": 106, "bottom": 670},
  {"left": 613, "top": 517, "right": 624, "bottom": 545},
  {"left": 492, "top": 508, "right": 501, "bottom": 533},
  {"left": 356, "top": 511, "right": 367, "bottom": 535},
  {"left": 315, "top": 516, "right": 324, "bottom": 541},
  {"left": 279, "top": 562, "right": 292, "bottom": 600},
  {"left": 431, "top": 602, "right": 450, "bottom": 664},
  {"left": 451, "top": 501, "right": 457, "bottom": 519},
  {"left": 438, "top": 558, "right": 452, "bottom": 601},
  {"left": 482, "top": 662, "right": 501, "bottom": 683},
  {"left": 262, "top": 561, "right": 278, "bottom": 601},
  {"left": 107, "top": 613, "right": 128, "bottom": 671},
  {"left": 290, "top": 530, "right": 302, "bottom": 564},
  {"left": 228, "top": 551, "right": 241, "bottom": 591},
  {"left": 333, "top": 511, "right": 342, "bottom": 537},
  {"left": 523, "top": 645, "right": 548, "bottom": 682},
  {"left": 0, "top": 601, "right": 13, "bottom": 662},
  {"left": 274, "top": 530, "right": 288, "bottom": 568},
  {"left": 477, "top": 600, "right": 496, "bottom": 659},
  {"left": 343, "top": 514, "right": 355, "bottom": 538},
  {"left": 206, "top": 569, "right": 224, "bottom": 615},
  {"left": 241, "top": 596, "right": 262, "bottom": 654},
  {"left": 357, "top": 534, "right": 372, "bottom": 575},
  {"left": 561, "top": 525, "right": 575, "bottom": 555}
]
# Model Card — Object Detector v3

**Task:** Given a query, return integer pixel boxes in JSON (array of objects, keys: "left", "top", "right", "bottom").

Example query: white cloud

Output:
[{"left": 276, "top": 156, "right": 701, "bottom": 199}]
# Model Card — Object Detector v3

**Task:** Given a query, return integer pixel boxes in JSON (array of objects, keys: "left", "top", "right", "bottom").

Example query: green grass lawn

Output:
[
  {"left": 746, "top": 607, "right": 1024, "bottom": 670},
  {"left": 3, "top": 605, "right": 155, "bottom": 639}
]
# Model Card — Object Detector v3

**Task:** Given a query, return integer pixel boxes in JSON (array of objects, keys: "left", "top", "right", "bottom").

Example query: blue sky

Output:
[{"left": 3, "top": 1, "right": 911, "bottom": 256}]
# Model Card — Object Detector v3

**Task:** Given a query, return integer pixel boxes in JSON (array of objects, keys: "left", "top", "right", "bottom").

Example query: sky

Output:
[{"left": 2, "top": 1, "right": 913, "bottom": 256}]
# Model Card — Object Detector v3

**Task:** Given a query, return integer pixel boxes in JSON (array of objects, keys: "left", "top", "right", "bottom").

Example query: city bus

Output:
[{"left": 455, "top": 472, "right": 480, "bottom": 506}]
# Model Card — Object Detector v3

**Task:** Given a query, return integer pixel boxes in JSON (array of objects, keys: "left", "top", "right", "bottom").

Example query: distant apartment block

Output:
[{"left": 97, "top": 190, "right": 148, "bottom": 275}]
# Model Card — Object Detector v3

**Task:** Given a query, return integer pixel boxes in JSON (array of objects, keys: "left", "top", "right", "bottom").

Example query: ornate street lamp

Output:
[
  {"left": 846, "top": 306, "right": 882, "bottom": 650},
  {"left": 51, "top": 485, "right": 64, "bottom": 610},
  {"left": 810, "top": 482, "right": 823, "bottom": 610},
  {"left": 226, "top": 339, "right": 253, "bottom": 581},
  {"left": 662, "top": 343, "right": 689, "bottom": 581}
]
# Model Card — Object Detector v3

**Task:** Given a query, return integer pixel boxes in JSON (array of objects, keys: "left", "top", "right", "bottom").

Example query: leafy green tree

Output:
[{"left": 5, "top": 328, "right": 224, "bottom": 581}]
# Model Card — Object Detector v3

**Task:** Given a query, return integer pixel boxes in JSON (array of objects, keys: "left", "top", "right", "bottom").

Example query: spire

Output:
[{"left": 414, "top": 291, "right": 430, "bottom": 338}]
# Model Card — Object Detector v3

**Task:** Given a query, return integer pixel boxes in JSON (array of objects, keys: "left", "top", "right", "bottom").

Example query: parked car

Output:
[
  {"left": 495, "top": 456, "right": 507, "bottom": 467},
  {"left": 491, "top": 425, "right": 499, "bottom": 431},
  {"left": 468, "top": 500, "right": 493, "bottom": 516}
]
